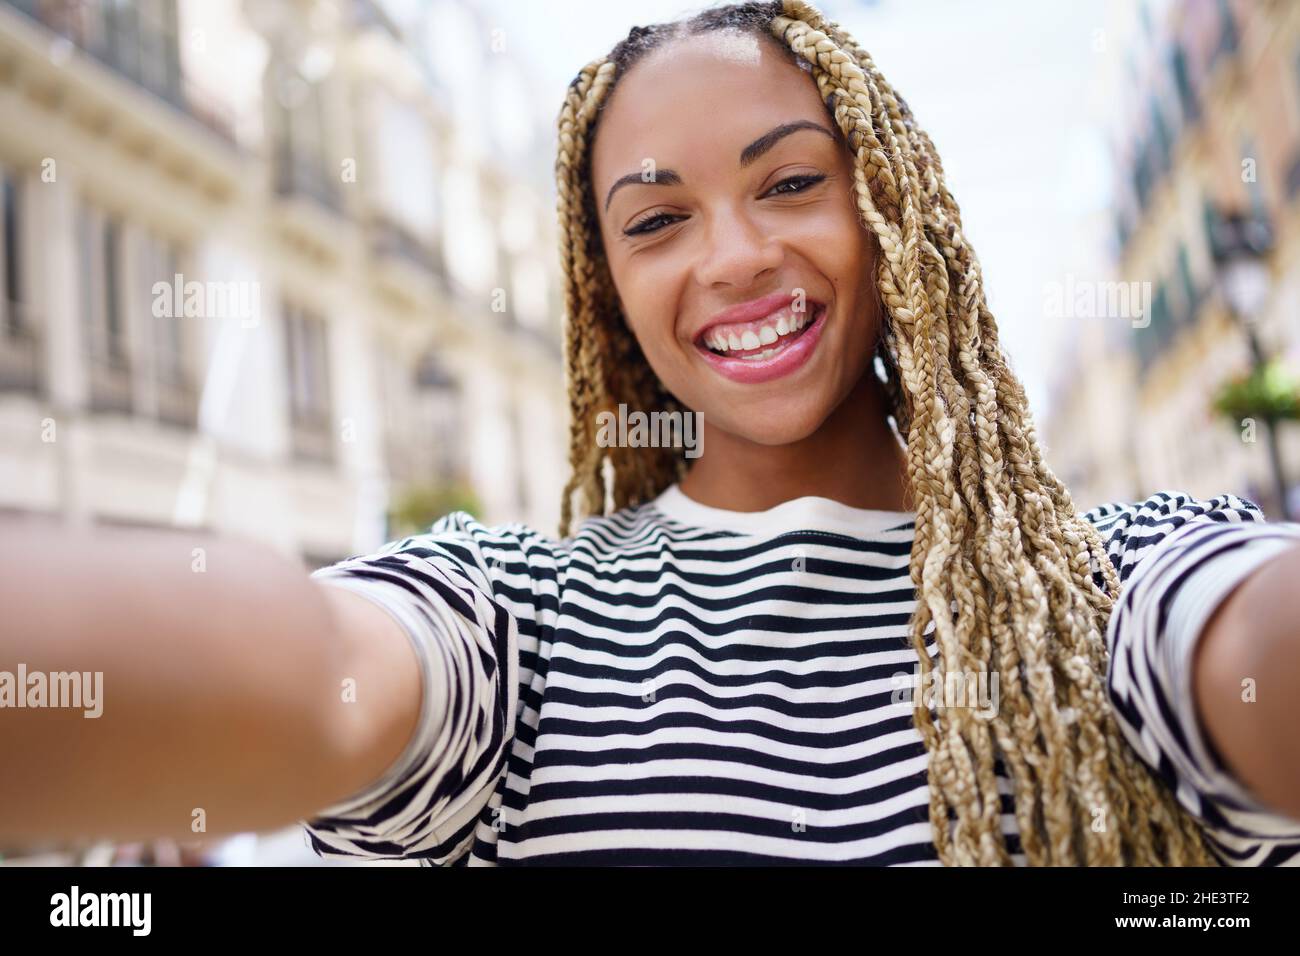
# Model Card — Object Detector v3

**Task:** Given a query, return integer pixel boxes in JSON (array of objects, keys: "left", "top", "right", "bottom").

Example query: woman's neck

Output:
[{"left": 677, "top": 371, "right": 912, "bottom": 513}]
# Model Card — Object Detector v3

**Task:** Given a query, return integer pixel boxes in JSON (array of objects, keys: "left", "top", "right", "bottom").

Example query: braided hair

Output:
[{"left": 552, "top": 0, "right": 1215, "bottom": 866}]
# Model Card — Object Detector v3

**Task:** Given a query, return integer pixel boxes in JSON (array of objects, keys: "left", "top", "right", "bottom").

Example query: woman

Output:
[{"left": 3, "top": 0, "right": 1300, "bottom": 867}]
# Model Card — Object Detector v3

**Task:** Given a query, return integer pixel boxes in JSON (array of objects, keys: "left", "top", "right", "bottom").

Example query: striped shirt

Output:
[{"left": 300, "top": 484, "right": 1300, "bottom": 865}]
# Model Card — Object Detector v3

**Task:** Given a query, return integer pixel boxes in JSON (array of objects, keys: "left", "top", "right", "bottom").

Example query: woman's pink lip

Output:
[{"left": 695, "top": 304, "right": 828, "bottom": 385}]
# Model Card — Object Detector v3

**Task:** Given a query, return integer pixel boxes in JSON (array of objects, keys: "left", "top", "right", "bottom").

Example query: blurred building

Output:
[
  {"left": 0, "top": 0, "right": 569, "bottom": 570},
  {"left": 1045, "top": 0, "right": 1300, "bottom": 516}
]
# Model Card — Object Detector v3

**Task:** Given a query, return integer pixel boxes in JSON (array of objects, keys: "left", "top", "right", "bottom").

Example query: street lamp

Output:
[{"left": 1208, "top": 206, "right": 1293, "bottom": 520}]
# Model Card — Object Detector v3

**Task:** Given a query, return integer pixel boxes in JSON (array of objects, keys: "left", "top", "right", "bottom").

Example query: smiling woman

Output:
[
  {"left": 587, "top": 36, "right": 887, "bottom": 464},
  {"left": 300, "top": 0, "right": 1300, "bottom": 866},
  {"left": 4, "top": 0, "right": 1300, "bottom": 872}
]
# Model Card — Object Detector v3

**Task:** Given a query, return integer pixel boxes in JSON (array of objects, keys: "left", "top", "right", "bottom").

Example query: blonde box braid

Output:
[{"left": 553, "top": 0, "right": 1215, "bottom": 866}]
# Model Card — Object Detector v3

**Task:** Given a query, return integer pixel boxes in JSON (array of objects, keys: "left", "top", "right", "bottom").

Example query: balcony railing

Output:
[
  {"left": 275, "top": 150, "right": 342, "bottom": 214},
  {"left": 368, "top": 215, "right": 440, "bottom": 275},
  {"left": 1, "top": 0, "right": 237, "bottom": 144},
  {"left": 0, "top": 300, "right": 42, "bottom": 394}
]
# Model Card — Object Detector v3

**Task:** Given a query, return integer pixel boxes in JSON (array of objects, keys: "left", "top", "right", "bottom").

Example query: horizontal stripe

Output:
[{"left": 299, "top": 485, "right": 1300, "bottom": 866}]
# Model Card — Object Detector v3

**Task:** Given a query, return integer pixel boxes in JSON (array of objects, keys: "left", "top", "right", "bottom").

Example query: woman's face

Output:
[{"left": 590, "top": 30, "right": 883, "bottom": 447}]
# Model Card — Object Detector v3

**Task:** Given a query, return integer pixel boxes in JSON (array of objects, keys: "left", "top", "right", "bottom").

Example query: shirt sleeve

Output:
[
  {"left": 296, "top": 510, "right": 526, "bottom": 865},
  {"left": 1082, "top": 490, "right": 1300, "bottom": 865}
]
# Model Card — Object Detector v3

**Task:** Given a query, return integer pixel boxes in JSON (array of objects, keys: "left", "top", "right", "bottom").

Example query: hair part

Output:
[{"left": 553, "top": 0, "right": 1215, "bottom": 866}]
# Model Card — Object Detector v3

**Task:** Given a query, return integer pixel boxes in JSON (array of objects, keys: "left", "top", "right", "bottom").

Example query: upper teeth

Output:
[{"left": 705, "top": 305, "right": 817, "bottom": 354}]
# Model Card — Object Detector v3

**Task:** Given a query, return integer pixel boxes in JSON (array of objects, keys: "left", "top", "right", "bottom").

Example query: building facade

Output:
[
  {"left": 0, "top": 0, "right": 569, "bottom": 572},
  {"left": 1045, "top": 0, "right": 1300, "bottom": 517}
]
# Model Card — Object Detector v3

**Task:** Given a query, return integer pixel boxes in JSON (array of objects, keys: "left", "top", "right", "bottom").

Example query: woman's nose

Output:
[{"left": 693, "top": 205, "right": 784, "bottom": 290}]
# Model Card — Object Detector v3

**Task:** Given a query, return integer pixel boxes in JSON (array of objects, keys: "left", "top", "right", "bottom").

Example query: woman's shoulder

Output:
[
  {"left": 1077, "top": 488, "right": 1268, "bottom": 584},
  {"left": 375, "top": 497, "right": 672, "bottom": 565},
  {"left": 1079, "top": 488, "right": 1265, "bottom": 532}
]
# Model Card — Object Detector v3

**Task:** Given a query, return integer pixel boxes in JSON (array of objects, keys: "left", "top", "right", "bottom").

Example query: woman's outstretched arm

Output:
[{"left": 0, "top": 515, "right": 421, "bottom": 845}]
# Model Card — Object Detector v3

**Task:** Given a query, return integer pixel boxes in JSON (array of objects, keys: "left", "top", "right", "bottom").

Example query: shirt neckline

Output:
[{"left": 650, "top": 482, "right": 915, "bottom": 537}]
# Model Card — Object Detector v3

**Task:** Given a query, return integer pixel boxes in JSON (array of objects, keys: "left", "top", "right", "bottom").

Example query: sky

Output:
[{"left": 481, "top": 0, "right": 1123, "bottom": 420}]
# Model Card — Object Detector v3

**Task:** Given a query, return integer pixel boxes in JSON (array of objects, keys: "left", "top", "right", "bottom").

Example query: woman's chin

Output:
[{"left": 708, "top": 407, "right": 828, "bottom": 448}]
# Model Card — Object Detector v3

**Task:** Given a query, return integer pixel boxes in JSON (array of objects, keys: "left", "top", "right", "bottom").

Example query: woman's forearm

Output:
[
  {"left": 1194, "top": 542, "right": 1300, "bottom": 821},
  {"left": 0, "top": 516, "right": 419, "bottom": 845}
]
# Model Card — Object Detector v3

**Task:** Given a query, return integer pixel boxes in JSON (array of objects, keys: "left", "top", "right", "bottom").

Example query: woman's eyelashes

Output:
[
  {"left": 622, "top": 173, "right": 829, "bottom": 236},
  {"left": 767, "top": 172, "right": 828, "bottom": 196},
  {"left": 625, "top": 210, "right": 682, "bottom": 236}
]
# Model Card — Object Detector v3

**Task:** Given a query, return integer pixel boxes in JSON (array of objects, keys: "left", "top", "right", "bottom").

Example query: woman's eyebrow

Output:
[{"left": 603, "top": 120, "right": 836, "bottom": 212}]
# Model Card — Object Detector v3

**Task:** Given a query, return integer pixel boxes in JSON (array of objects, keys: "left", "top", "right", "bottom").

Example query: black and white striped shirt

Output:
[{"left": 300, "top": 484, "right": 1300, "bottom": 865}]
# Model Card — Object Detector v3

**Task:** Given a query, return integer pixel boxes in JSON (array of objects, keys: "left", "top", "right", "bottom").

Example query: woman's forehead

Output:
[{"left": 591, "top": 33, "right": 824, "bottom": 188}]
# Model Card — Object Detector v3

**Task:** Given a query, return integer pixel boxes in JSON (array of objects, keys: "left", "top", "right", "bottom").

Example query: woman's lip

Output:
[{"left": 694, "top": 304, "right": 828, "bottom": 385}]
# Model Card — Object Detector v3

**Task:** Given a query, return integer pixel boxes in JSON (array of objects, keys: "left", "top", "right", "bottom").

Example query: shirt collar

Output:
[{"left": 650, "top": 482, "right": 915, "bottom": 536}]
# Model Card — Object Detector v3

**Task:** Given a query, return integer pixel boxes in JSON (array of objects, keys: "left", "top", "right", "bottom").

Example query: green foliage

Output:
[
  {"left": 1212, "top": 359, "right": 1300, "bottom": 425},
  {"left": 388, "top": 479, "right": 483, "bottom": 537}
]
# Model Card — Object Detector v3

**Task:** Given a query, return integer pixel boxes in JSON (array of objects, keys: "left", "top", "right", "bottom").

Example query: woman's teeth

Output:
[{"left": 704, "top": 305, "right": 818, "bottom": 360}]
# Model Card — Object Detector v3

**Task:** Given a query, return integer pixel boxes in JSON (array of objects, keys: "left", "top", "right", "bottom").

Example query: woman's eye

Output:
[
  {"left": 767, "top": 173, "right": 827, "bottom": 196},
  {"left": 625, "top": 212, "right": 681, "bottom": 236},
  {"left": 623, "top": 174, "right": 827, "bottom": 237}
]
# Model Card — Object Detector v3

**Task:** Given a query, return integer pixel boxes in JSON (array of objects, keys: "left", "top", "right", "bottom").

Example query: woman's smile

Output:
[{"left": 694, "top": 300, "right": 828, "bottom": 384}]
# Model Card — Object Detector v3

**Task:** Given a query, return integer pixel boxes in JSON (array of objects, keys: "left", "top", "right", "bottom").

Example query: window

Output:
[
  {"left": 1149, "top": 98, "right": 1172, "bottom": 177},
  {"left": 1150, "top": 281, "right": 1171, "bottom": 354},
  {"left": 137, "top": 0, "right": 181, "bottom": 104},
  {"left": 1136, "top": 280, "right": 1173, "bottom": 374},
  {"left": 2, "top": 173, "right": 20, "bottom": 333},
  {"left": 1202, "top": 197, "right": 1220, "bottom": 261},
  {"left": 95, "top": 0, "right": 181, "bottom": 102},
  {"left": 1133, "top": 141, "right": 1154, "bottom": 211},
  {"left": 0, "top": 170, "right": 39, "bottom": 394},
  {"left": 103, "top": 216, "right": 124, "bottom": 363},
  {"left": 370, "top": 90, "right": 438, "bottom": 239},
  {"left": 78, "top": 201, "right": 132, "bottom": 413},
  {"left": 1215, "top": 0, "right": 1239, "bottom": 61},
  {"left": 1176, "top": 243, "right": 1199, "bottom": 324},
  {"left": 1171, "top": 45, "right": 1198, "bottom": 124},
  {"left": 275, "top": 68, "right": 337, "bottom": 210},
  {"left": 139, "top": 231, "right": 192, "bottom": 427},
  {"left": 283, "top": 303, "right": 334, "bottom": 463}
]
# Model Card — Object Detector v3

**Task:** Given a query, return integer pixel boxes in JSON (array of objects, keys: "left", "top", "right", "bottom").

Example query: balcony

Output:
[
  {"left": 0, "top": 299, "right": 41, "bottom": 393},
  {"left": 1, "top": 0, "right": 236, "bottom": 145},
  {"left": 274, "top": 149, "right": 342, "bottom": 214},
  {"left": 270, "top": 148, "right": 351, "bottom": 260},
  {"left": 369, "top": 215, "right": 438, "bottom": 273}
]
